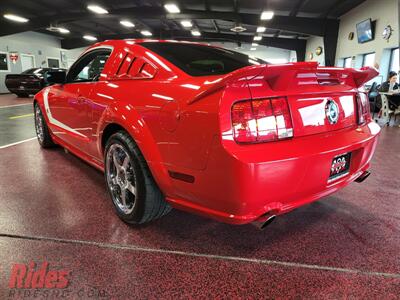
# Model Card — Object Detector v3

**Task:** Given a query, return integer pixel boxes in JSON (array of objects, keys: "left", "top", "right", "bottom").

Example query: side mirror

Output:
[{"left": 45, "top": 71, "right": 66, "bottom": 85}]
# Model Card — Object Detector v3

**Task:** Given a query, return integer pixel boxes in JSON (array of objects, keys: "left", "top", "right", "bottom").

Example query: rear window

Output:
[{"left": 141, "top": 42, "right": 266, "bottom": 76}]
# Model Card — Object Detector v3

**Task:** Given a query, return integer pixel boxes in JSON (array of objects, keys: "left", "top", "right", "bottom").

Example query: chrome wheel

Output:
[
  {"left": 34, "top": 105, "right": 44, "bottom": 143},
  {"left": 105, "top": 144, "right": 137, "bottom": 214}
]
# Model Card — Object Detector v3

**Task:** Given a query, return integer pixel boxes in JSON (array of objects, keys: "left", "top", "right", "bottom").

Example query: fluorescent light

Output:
[
  {"left": 181, "top": 20, "right": 193, "bottom": 28},
  {"left": 164, "top": 3, "right": 180, "bottom": 13},
  {"left": 261, "top": 11, "right": 274, "bottom": 20},
  {"left": 252, "top": 43, "right": 259, "bottom": 46},
  {"left": 141, "top": 30, "right": 152, "bottom": 36},
  {"left": 87, "top": 5, "right": 108, "bottom": 14},
  {"left": 58, "top": 27, "right": 70, "bottom": 34},
  {"left": 191, "top": 30, "right": 201, "bottom": 36},
  {"left": 120, "top": 20, "right": 135, "bottom": 28},
  {"left": 250, "top": 48, "right": 257, "bottom": 51},
  {"left": 3, "top": 14, "right": 29, "bottom": 23},
  {"left": 256, "top": 26, "right": 266, "bottom": 33},
  {"left": 83, "top": 35, "right": 97, "bottom": 41},
  {"left": 254, "top": 36, "right": 262, "bottom": 41}
]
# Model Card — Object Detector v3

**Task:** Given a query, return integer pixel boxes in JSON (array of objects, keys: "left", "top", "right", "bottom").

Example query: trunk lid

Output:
[{"left": 246, "top": 62, "right": 378, "bottom": 137}]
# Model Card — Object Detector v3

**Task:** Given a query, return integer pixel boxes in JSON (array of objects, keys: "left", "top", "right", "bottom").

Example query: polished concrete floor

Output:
[{"left": 0, "top": 93, "right": 399, "bottom": 298}]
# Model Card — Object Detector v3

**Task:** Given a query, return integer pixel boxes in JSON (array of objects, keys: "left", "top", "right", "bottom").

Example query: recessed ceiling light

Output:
[
  {"left": 261, "top": 11, "right": 274, "bottom": 20},
  {"left": 230, "top": 25, "right": 246, "bottom": 32},
  {"left": 141, "top": 30, "right": 152, "bottom": 36},
  {"left": 87, "top": 5, "right": 108, "bottom": 14},
  {"left": 256, "top": 26, "right": 266, "bottom": 33},
  {"left": 120, "top": 20, "right": 135, "bottom": 28},
  {"left": 191, "top": 30, "right": 201, "bottom": 36},
  {"left": 46, "top": 26, "right": 69, "bottom": 34},
  {"left": 252, "top": 43, "right": 258, "bottom": 46},
  {"left": 250, "top": 48, "right": 257, "bottom": 51},
  {"left": 254, "top": 36, "right": 262, "bottom": 41},
  {"left": 3, "top": 14, "right": 29, "bottom": 23},
  {"left": 164, "top": 3, "right": 180, "bottom": 13},
  {"left": 83, "top": 35, "right": 97, "bottom": 41},
  {"left": 58, "top": 27, "right": 70, "bottom": 34},
  {"left": 181, "top": 20, "right": 192, "bottom": 28}
]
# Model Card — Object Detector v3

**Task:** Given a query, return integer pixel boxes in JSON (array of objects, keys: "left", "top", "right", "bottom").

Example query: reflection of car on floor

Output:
[
  {"left": 33, "top": 40, "right": 381, "bottom": 229},
  {"left": 5, "top": 68, "right": 66, "bottom": 97}
]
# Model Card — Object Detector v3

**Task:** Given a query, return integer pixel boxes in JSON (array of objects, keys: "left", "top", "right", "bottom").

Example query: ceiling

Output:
[{"left": 0, "top": 0, "right": 366, "bottom": 51}]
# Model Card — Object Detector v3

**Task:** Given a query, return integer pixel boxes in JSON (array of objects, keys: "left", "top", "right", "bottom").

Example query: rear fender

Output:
[{"left": 98, "top": 105, "right": 173, "bottom": 193}]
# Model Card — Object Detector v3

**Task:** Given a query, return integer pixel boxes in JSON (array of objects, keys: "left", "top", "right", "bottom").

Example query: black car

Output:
[{"left": 5, "top": 68, "right": 66, "bottom": 97}]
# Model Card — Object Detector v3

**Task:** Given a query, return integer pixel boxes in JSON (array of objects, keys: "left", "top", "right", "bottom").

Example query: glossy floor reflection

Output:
[{"left": 0, "top": 93, "right": 399, "bottom": 298}]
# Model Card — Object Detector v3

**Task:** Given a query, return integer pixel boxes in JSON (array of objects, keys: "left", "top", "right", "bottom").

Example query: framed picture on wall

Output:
[{"left": 0, "top": 52, "right": 10, "bottom": 72}]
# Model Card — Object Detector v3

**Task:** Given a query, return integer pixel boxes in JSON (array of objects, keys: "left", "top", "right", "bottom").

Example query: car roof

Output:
[{"left": 87, "top": 39, "right": 214, "bottom": 51}]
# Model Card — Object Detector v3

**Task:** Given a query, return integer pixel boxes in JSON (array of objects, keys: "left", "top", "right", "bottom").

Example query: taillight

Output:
[
  {"left": 356, "top": 93, "right": 370, "bottom": 125},
  {"left": 231, "top": 97, "right": 293, "bottom": 144}
]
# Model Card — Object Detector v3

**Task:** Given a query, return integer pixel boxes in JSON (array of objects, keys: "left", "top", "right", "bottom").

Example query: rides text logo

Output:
[{"left": 8, "top": 261, "right": 69, "bottom": 289}]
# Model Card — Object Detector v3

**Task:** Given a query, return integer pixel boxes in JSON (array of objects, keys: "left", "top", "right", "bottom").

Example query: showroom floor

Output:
[{"left": 0, "top": 94, "right": 399, "bottom": 298}]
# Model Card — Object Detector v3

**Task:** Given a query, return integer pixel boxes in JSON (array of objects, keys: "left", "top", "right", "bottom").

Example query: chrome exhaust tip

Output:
[
  {"left": 355, "top": 170, "right": 371, "bottom": 183},
  {"left": 252, "top": 214, "right": 276, "bottom": 230}
]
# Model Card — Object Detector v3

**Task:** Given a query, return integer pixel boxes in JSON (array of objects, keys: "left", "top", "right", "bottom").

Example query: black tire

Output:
[
  {"left": 34, "top": 103, "right": 56, "bottom": 148},
  {"left": 104, "top": 131, "right": 171, "bottom": 225},
  {"left": 16, "top": 93, "right": 29, "bottom": 98}
]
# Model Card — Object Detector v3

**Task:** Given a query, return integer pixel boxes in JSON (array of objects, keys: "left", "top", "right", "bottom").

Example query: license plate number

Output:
[{"left": 329, "top": 153, "right": 351, "bottom": 181}]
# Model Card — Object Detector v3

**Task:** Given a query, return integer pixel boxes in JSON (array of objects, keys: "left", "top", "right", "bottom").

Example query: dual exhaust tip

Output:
[
  {"left": 252, "top": 171, "right": 371, "bottom": 230},
  {"left": 252, "top": 170, "right": 371, "bottom": 230},
  {"left": 355, "top": 170, "right": 371, "bottom": 183},
  {"left": 252, "top": 214, "right": 276, "bottom": 230}
]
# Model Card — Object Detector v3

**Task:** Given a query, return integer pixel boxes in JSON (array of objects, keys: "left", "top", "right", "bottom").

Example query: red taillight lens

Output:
[
  {"left": 231, "top": 98, "right": 293, "bottom": 144},
  {"left": 356, "top": 93, "right": 370, "bottom": 124},
  {"left": 231, "top": 101, "right": 257, "bottom": 143}
]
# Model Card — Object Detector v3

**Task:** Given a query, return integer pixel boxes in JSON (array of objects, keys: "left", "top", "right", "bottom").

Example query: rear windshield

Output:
[{"left": 141, "top": 42, "right": 266, "bottom": 76}]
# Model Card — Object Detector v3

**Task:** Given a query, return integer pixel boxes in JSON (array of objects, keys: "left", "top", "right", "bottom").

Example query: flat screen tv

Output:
[{"left": 356, "top": 18, "right": 374, "bottom": 43}]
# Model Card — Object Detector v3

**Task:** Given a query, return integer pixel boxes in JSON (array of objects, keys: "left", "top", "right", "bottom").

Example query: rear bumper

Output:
[{"left": 166, "top": 121, "right": 381, "bottom": 224}]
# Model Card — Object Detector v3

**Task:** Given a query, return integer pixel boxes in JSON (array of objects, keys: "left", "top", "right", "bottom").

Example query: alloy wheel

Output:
[
  {"left": 34, "top": 105, "right": 44, "bottom": 144},
  {"left": 105, "top": 144, "right": 137, "bottom": 214}
]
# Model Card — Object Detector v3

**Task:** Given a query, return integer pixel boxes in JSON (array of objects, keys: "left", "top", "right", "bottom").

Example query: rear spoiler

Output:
[
  {"left": 188, "top": 62, "right": 379, "bottom": 104},
  {"left": 261, "top": 62, "right": 379, "bottom": 91}
]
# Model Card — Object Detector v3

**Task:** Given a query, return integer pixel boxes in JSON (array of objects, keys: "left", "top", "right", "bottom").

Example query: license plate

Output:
[
  {"left": 19, "top": 86, "right": 25, "bottom": 90},
  {"left": 329, "top": 152, "right": 351, "bottom": 181}
]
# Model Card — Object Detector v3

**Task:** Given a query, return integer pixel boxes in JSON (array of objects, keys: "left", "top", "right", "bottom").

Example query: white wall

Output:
[
  {"left": 0, "top": 32, "right": 87, "bottom": 93},
  {"left": 335, "top": 0, "right": 399, "bottom": 81},
  {"left": 305, "top": 36, "right": 325, "bottom": 66},
  {"left": 0, "top": 32, "right": 62, "bottom": 93}
]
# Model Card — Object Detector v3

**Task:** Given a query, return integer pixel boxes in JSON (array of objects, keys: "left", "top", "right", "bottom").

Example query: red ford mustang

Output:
[{"left": 34, "top": 40, "right": 380, "bottom": 229}]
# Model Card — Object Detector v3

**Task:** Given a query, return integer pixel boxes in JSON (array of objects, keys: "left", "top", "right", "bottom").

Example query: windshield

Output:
[{"left": 141, "top": 42, "right": 267, "bottom": 76}]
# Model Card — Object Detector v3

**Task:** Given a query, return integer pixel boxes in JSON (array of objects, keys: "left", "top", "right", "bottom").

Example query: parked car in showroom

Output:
[
  {"left": 33, "top": 40, "right": 380, "bottom": 229},
  {"left": 5, "top": 67, "right": 66, "bottom": 97}
]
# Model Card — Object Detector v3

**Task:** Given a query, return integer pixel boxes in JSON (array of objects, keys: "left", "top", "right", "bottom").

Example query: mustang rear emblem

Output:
[{"left": 325, "top": 99, "right": 339, "bottom": 124}]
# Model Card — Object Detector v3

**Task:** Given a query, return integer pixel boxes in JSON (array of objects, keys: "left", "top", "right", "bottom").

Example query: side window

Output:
[{"left": 67, "top": 49, "right": 111, "bottom": 83}]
